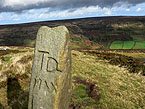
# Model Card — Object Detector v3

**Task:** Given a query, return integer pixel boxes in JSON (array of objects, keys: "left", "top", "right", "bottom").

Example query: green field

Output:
[
  {"left": 110, "top": 41, "right": 123, "bottom": 49},
  {"left": 123, "top": 41, "right": 135, "bottom": 49},
  {"left": 133, "top": 41, "right": 145, "bottom": 49},
  {"left": 110, "top": 41, "right": 145, "bottom": 49}
]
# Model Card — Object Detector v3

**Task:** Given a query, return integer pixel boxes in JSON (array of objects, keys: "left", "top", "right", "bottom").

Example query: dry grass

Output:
[
  {"left": 116, "top": 52, "right": 145, "bottom": 58},
  {"left": 0, "top": 48, "right": 145, "bottom": 109},
  {"left": 0, "top": 49, "right": 33, "bottom": 108},
  {"left": 0, "top": 51, "right": 33, "bottom": 83},
  {"left": 72, "top": 50, "right": 145, "bottom": 109}
]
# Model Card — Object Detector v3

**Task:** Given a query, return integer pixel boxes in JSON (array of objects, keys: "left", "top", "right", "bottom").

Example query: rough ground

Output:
[{"left": 0, "top": 47, "right": 145, "bottom": 109}]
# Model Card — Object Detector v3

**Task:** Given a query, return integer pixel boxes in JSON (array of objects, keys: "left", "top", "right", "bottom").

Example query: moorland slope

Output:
[{"left": 0, "top": 16, "right": 145, "bottom": 49}]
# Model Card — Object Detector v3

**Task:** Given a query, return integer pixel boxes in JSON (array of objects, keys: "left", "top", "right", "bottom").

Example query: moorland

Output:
[
  {"left": 0, "top": 47, "right": 144, "bottom": 108},
  {"left": 0, "top": 16, "right": 145, "bottom": 49},
  {"left": 0, "top": 16, "right": 145, "bottom": 109}
]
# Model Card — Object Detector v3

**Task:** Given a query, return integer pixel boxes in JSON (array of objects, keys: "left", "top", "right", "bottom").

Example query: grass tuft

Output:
[{"left": 18, "top": 55, "right": 33, "bottom": 64}]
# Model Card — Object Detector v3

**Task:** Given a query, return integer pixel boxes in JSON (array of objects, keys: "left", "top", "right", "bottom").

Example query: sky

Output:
[{"left": 0, "top": 0, "right": 145, "bottom": 25}]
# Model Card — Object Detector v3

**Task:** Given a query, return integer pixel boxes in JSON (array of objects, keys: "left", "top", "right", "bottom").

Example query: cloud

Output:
[
  {"left": 136, "top": 8, "right": 142, "bottom": 11},
  {"left": 38, "top": 6, "right": 101, "bottom": 18},
  {"left": 0, "top": 15, "right": 3, "bottom": 20},
  {"left": 22, "top": 6, "right": 117, "bottom": 20},
  {"left": 0, "top": 0, "right": 145, "bottom": 13},
  {"left": 6, "top": 5, "right": 113, "bottom": 21},
  {"left": 126, "top": 8, "right": 130, "bottom": 11},
  {"left": 103, "top": 8, "right": 112, "bottom": 15},
  {"left": 10, "top": 14, "right": 21, "bottom": 20}
]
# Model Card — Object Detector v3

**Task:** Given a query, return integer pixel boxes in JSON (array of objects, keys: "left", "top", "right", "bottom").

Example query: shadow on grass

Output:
[
  {"left": 0, "top": 103, "right": 4, "bottom": 109},
  {"left": 7, "top": 77, "right": 29, "bottom": 109}
]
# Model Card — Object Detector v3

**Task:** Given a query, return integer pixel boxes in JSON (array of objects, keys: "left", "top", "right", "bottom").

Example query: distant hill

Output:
[{"left": 0, "top": 16, "right": 145, "bottom": 49}]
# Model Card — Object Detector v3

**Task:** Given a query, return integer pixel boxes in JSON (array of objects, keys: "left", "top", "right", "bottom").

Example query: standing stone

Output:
[{"left": 28, "top": 26, "right": 71, "bottom": 109}]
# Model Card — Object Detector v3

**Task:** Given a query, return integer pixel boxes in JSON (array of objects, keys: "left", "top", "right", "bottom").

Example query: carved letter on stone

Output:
[{"left": 28, "top": 26, "right": 71, "bottom": 109}]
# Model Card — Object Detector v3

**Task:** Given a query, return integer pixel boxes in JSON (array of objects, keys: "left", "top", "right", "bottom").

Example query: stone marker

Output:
[{"left": 28, "top": 26, "right": 72, "bottom": 109}]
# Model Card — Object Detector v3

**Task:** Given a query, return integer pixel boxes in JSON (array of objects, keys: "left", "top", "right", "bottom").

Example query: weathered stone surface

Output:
[{"left": 28, "top": 26, "right": 71, "bottom": 109}]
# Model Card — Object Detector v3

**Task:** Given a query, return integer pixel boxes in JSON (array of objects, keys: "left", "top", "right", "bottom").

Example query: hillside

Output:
[
  {"left": 0, "top": 16, "right": 145, "bottom": 49},
  {"left": 0, "top": 47, "right": 145, "bottom": 108}
]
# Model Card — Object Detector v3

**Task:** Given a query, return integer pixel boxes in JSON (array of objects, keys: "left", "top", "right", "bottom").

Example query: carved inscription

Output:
[
  {"left": 30, "top": 51, "right": 60, "bottom": 108},
  {"left": 32, "top": 51, "right": 60, "bottom": 92}
]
